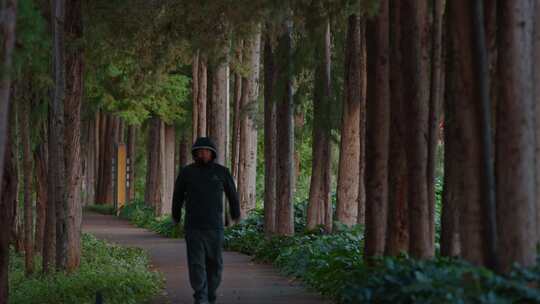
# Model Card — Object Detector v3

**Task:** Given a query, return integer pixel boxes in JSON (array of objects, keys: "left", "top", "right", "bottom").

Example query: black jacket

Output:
[{"left": 172, "top": 138, "right": 240, "bottom": 230}]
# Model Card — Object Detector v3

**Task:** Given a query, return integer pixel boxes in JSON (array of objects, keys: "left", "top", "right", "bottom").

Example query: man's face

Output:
[{"left": 196, "top": 149, "right": 212, "bottom": 163}]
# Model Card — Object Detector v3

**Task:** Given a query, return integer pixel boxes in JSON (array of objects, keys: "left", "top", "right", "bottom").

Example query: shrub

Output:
[
  {"left": 119, "top": 199, "right": 183, "bottom": 238},
  {"left": 224, "top": 211, "right": 540, "bottom": 304},
  {"left": 9, "top": 234, "right": 163, "bottom": 304}
]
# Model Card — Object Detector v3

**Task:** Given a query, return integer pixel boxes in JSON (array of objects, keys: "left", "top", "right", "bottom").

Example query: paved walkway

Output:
[{"left": 82, "top": 212, "right": 331, "bottom": 304}]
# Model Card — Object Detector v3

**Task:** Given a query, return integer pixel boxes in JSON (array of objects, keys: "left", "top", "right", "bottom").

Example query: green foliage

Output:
[
  {"left": 84, "top": 204, "right": 116, "bottom": 215},
  {"left": 224, "top": 211, "right": 540, "bottom": 304},
  {"left": 119, "top": 199, "right": 183, "bottom": 238},
  {"left": 9, "top": 234, "right": 163, "bottom": 304}
]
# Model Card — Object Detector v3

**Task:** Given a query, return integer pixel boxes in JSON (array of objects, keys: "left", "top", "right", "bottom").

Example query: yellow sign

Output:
[{"left": 115, "top": 144, "right": 127, "bottom": 215}]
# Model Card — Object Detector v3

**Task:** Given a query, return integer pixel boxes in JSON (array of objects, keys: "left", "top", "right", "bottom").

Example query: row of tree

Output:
[{"left": 1, "top": 0, "right": 540, "bottom": 303}]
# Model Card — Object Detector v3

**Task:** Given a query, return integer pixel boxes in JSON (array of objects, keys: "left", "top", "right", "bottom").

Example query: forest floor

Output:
[{"left": 82, "top": 212, "right": 331, "bottom": 304}]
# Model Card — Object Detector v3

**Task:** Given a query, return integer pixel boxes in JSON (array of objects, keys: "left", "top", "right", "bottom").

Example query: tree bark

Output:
[
  {"left": 264, "top": 32, "right": 277, "bottom": 236},
  {"left": 18, "top": 87, "right": 34, "bottom": 275},
  {"left": 192, "top": 51, "right": 199, "bottom": 144},
  {"left": 159, "top": 123, "right": 175, "bottom": 215},
  {"left": 276, "top": 18, "right": 295, "bottom": 236},
  {"left": 307, "top": 19, "right": 333, "bottom": 232},
  {"left": 357, "top": 23, "right": 367, "bottom": 227},
  {"left": 83, "top": 115, "right": 97, "bottom": 206},
  {"left": 145, "top": 117, "right": 163, "bottom": 212},
  {"left": 402, "top": 0, "right": 432, "bottom": 259},
  {"left": 197, "top": 54, "right": 208, "bottom": 137},
  {"left": 336, "top": 15, "right": 363, "bottom": 228},
  {"left": 386, "top": 0, "right": 409, "bottom": 256},
  {"left": 51, "top": 0, "right": 68, "bottom": 270},
  {"left": 238, "top": 27, "right": 261, "bottom": 219},
  {"left": 443, "top": 0, "right": 487, "bottom": 261},
  {"left": 96, "top": 115, "right": 117, "bottom": 205},
  {"left": 496, "top": 0, "right": 537, "bottom": 273},
  {"left": 0, "top": 0, "right": 17, "bottom": 204},
  {"left": 427, "top": 0, "right": 444, "bottom": 253},
  {"left": 0, "top": 119, "right": 17, "bottom": 304},
  {"left": 34, "top": 142, "right": 48, "bottom": 256},
  {"left": 365, "top": 0, "right": 390, "bottom": 258},
  {"left": 210, "top": 38, "right": 231, "bottom": 166},
  {"left": 64, "top": 0, "right": 83, "bottom": 271},
  {"left": 232, "top": 41, "right": 243, "bottom": 182}
]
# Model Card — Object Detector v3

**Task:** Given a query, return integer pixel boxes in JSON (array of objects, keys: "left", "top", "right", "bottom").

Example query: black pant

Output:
[{"left": 185, "top": 229, "right": 224, "bottom": 304}]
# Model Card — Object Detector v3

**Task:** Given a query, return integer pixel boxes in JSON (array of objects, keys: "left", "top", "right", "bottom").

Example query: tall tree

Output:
[
  {"left": 386, "top": 0, "right": 409, "bottom": 256},
  {"left": 0, "top": 0, "right": 17, "bottom": 205},
  {"left": 336, "top": 15, "right": 363, "bottom": 228},
  {"left": 263, "top": 31, "right": 277, "bottom": 235},
  {"left": 51, "top": 0, "right": 68, "bottom": 270},
  {"left": 161, "top": 124, "right": 175, "bottom": 215},
  {"left": 145, "top": 116, "right": 163, "bottom": 213},
  {"left": 192, "top": 50, "right": 200, "bottom": 143},
  {"left": 17, "top": 86, "right": 34, "bottom": 275},
  {"left": 307, "top": 18, "right": 333, "bottom": 232},
  {"left": 427, "top": 0, "right": 444, "bottom": 251},
  {"left": 238, "top": 27, "right": 261, "bottom": 219},
  {"left": 0, "top": 110, "right": 17, "bottom": 304},
  {"left": 276, "top": 17, "right": 295, "bottom": 236},
  {"left": 364, "top": 0, "right": 390, "bottom": 258},
  {"left": 64, "top": 0, "right": 84, "bottom": 271},
  {"left": 210, "top": 30, "right": 231, "bottom": 166},
  {"left": 34, "top": 142, "right": 48, "bottom": 256},
  {"left": 402, "top": 0, "right": 432, "bottom": 259},
  {"left": 496, "top": 0, "right": 537, "bottom": 273},
  {"left": 197, "top": 54, "right": 208, "bottom": 137},
  {"left": 231, "top": 40, "right": 243, "bottom": 181},
  {"left": 444, "top": 0, "right": 489, "bottom": 265}
]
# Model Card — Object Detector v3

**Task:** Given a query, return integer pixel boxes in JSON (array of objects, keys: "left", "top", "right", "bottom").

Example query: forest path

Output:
[{"left": 82, "top": 212, "right": 331, "bottom": 304}]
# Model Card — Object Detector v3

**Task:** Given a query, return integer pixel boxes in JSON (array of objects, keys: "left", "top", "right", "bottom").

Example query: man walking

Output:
[{"left": 172, "top": 137, "right": 240, "bottom": 304}]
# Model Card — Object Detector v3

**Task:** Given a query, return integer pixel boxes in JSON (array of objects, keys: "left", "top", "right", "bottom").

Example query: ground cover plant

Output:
[{"left": 9, "top": 234, "right": 163, "bottom": 304}]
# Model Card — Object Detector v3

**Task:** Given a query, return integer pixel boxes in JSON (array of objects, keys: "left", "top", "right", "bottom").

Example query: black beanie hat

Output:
[{"left": 192, "top": 137, "right": 217, "bottom": 159}]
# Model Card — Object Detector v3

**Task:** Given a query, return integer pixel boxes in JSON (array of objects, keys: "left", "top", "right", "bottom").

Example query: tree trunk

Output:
[
  {"left": 179, "top": 133, "right": 189, "bottom": 168},
  {"left": 238, "top": 27, "right": 261, "bottom": 219},
  {"left": 96, "top": 115, "right": 117, "bottom": 205},
  {"left": 145, "top": 117, "right": 162, "bottom": 212},
  {"left": 64, "top": 0, "right": 83, "bottom": 271},
  {"left": 401, "top": 0, "right": 432, "bottom": 259},
  {"left": 307, "top": 19, "right": 333, "bottom": 232},
  {"left": 357, "top": 23, "right": 367, "bottom": 227},
  {"left": 232, "top": 41, "right": 243, "bottom": 181},
  {"left": 386, "top": 0, "right": 409, "bottom": 256},
  {"left": 51, "top": 0, "right": 68, "bottom": 270},
  {"left": 83, "top": 115, "right": 97, "bottom": 206},
  {"left": 336, "top": 15, "right": 363, "bottom": 228},
  {"left": 210, "top": 39, "right": 230, "bottom": 166},
  {"left": 127, "top": 125, "right": 136, "bottom": 201},
  {"left": 427, "top": 0, "right": 444, "bottom": 253},
  {"left": 34, "top": 142, "right": 48, "bottom": 256},
  {"left": 192, "top": 51, "right": 199, "bottom": 144},
  {"left": 0, "top": 0, "right": 17, "bottom": 205},
  {"left": 264, "top": 32, "right": 277, "bottom": 236},
  {"left": 43, "top": 117, "right": 56, "bottom": 273},
  {"left": 18, "top": 88, "right": 34, "bottom": 275},
  {"left": 496, "top": 0, "right": 536, "bottom": 273},
  {"left": 276, "top": 18, "right": 295, "bottom": 236},
  {"left": 443, "top": 0, "right": 486, "bottom": 262},
  {"left": 365, "top": 0, "right": 390, "bottom": 258},
  {"left": 535, "top": 0, "right": 540, "bottom": 247},
  {"left": 159, "top": 123, "right": 175, "bottom": 216},
  {"left": 0, "top": 119, "right": 17, "bottom": 304},
  {"left": 197, "top": 54, "right": 208, "bottom": 137}
]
